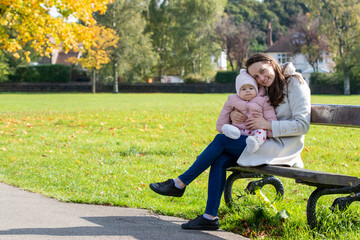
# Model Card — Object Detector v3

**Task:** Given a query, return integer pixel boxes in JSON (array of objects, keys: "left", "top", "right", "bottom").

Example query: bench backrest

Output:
[
  {"left": 228, "top": 104, "right": 360, "bottom": 187},
  {"left": 311, "top": 104, "right": 360, "bottom": 128}
]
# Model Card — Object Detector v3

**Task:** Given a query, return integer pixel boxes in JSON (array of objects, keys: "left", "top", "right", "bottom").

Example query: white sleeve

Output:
[{"left": 271, "top": 78, "right": 311, "bottom": 137}]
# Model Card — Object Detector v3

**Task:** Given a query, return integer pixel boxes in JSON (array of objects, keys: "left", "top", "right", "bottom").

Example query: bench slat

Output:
[
  {"left": 228, "top": 165, "right": 360, "bottom": 187},
  {"left": 311, "top": 104, "right": 360, "bottom": 127}
]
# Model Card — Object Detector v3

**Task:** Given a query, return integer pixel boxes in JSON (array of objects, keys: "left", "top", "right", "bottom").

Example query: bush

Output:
[
  {"left": 183, "top": 73, "right": 204, "bottom": 83},
  {"left": 309, "top": 72, "right": 340, "bottom": 85},
  {"left": 214, "top": 71, "right": 238, "bottom": 83},
  {"left": 310, "top": 72, "right": 359, "bottom": 94},
  {"left": 9, "top": 64, "right": 71, "bottom": 83},
  {"left": 0, "top": 52, "right": 15, "bottom": 82}
]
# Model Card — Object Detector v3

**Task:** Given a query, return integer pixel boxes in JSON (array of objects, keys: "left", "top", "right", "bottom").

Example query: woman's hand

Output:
[
  {"left": 245, "top": 113, "right": 272, "bottom": 130},
  {"left": 230, "top": 109, "right": 247, "bottom": 124}
]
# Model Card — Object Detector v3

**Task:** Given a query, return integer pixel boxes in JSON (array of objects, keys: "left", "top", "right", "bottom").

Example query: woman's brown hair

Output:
[{"left": 245, "top": 53, "right": 287, "bottom": 108}]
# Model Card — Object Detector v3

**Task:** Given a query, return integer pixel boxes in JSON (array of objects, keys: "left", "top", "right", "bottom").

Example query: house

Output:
[
  {"left": 36, "top": 37, "right": 83, "bottom": 67},
  {"left": 161, "top": 75, "right": 184, "bottom": 83},
  {"left": 264, "top": 23, "right": 335, "bottom": 83},
  {"left": 33, "top": 39, "right": 90, "bottom": 82},
  {"left": 155, "top": 51, "right": 227, "bottom": 84},
  {"left": 212, "top": 51, "right": 227, "bottom": 71}
]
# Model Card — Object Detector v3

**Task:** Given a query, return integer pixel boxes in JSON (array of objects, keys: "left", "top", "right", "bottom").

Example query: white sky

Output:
[{"left": 48, "top": 6, "right": 77, "bottom": 23}]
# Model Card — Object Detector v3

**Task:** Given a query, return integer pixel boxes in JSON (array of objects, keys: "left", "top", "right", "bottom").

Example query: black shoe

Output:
[
  {"left": 181, "top": 215, "right": 219, "bottom": 230},
  {"left": 149, "top": 179, "right": 185, "bottom": 197}
]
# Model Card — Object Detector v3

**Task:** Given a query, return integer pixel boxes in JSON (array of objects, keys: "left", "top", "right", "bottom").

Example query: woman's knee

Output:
[{"left": 213, "top": 133, "right": 227, "bottom": 144}]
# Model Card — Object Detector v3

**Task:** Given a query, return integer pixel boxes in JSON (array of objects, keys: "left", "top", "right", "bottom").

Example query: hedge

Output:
[
  {"left": 214, "top": 71, "right": 238, "bottom": 83},
  {"left": 309, "top": 72, "right": 340, "bottom": 85},
  {"left": 184, "top": 73, "right": 204, "bottom": 83},
  {"left": 9, "top": 64, "right": 71, "bottom": 83},
  {"left": 310, "top": 72, "right": 359, "bottom": 93}
]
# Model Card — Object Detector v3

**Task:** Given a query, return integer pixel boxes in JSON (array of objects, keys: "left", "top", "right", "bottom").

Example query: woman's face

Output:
[{"left": 247, "top": 61, "right": 275, "bottom": 87}]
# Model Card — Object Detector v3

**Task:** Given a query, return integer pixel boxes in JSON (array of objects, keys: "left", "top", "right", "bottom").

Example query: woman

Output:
[{"left": 149, "top": 53, "right": 311, "bottom": 230}]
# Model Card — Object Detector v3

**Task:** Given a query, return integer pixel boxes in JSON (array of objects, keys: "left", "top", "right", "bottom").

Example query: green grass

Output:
[{"left": 0, "top": 93, "right": 359, "bottom": 239}]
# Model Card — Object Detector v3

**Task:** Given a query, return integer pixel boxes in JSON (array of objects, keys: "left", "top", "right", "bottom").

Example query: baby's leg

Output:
[
  {"left": 246, "top": 129, "right": 267, "bottom": 153},
  {"left": 254, "top": 129, "right": 267, "bottom": 145},
  {"left": 221, "top": 124, "right": 241, "bottom": 139}
]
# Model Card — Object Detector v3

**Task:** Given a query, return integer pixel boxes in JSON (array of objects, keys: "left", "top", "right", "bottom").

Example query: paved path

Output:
[{"left": 0, "top": 182, "right": 247, "bottom": 240}]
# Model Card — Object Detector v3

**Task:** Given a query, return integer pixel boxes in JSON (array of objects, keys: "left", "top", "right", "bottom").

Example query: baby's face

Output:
[{"left": 239, "top": 84, "right": 257, "bottom": 101}]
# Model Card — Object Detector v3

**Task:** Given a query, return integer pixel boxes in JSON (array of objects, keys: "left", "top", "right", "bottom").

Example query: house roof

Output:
[
  {"left": 37, "top": 50, "right": 80, "bottom": 66},
  {"left": 264, "top": 34, "right": 292, "bottom": 53},
  {"left": 56, "top": 51, "right": 79, "bottom": 66}
]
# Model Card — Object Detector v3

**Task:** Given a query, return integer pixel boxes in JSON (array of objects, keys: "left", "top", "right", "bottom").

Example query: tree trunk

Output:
[
  {"left": 235, "top": 57, "right": 244, "bottom": 72},
  {"left": 227, "top": 49, "right": 234, "bottom": 71},
  {"left": 157, "top": 67, "right": 163, "bottom": 82},
  {"left": 112, "top": 3, "right": 118, "bottom": 93},
  {"left": 343, "top": 67, "right": 351, "bottom": 95},
  {"left": 92, "top": 71, "right": 96, "bottom": 94},
  {"left": 229, "top": 58, "right": 234, "bottom": 71},
  {"left": 69, "top": 65, "right": 72, "bottom": 83},
  {"left": 113, "top": 61, "right": 118, "bottom": 93},
  {"left": 310, "top": 63, "right": 316, "bottom": 73}
]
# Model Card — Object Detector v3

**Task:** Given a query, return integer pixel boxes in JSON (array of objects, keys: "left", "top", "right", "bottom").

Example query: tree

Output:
[
  {"left": 263, "top": 0, "right": 308, "bottom": 27},
  {"left": 290, "top": 14, "right": 330, "bottom": 73},
  {"left": 0, "top": 0, "right": 114, "bottom": 62},
  {"left": 225, "top": 0, "right": 277, "bottom": 48},
  {"left": 95, "top": 0, "right": 157, "bottom": 86},
  {"left": 305, "top": 0, "right": 360, "bottom": 95},
  {"left": 68, "top": 26, "right": 119, "bottom": 93},
  {"left": 146, "top": 0, "right": 226, "bottom": 80},
  {"left": 146, "top": 0, "right": 174, "bottom": 81},
  {"left": 225, "top": 0, "right": 308, "bottom": 49},
  {"left": 215, "top": 16, "right": 255, "bottom": 71},
  {"left": 171, "top": 0, "right": 226, "bottom": 78},
  {"left": 0, "top": 51, "right": 13, "bottom": 81}
]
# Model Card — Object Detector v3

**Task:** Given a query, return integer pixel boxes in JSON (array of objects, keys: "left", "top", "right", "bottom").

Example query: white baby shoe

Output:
[
  {"left": 222, "top": 124, "right": 241, "bottom": 139},
  {"left": 246, "top": 136, "right": 260, "bottom": 153}
]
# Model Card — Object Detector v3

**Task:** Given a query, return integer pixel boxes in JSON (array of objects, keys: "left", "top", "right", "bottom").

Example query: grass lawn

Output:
[{"left": 0, "top": 93, "right": 359, "bottom": 239}]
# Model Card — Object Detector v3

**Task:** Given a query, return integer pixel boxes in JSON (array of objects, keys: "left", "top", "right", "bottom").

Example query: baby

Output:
[{"left": 216, "top": 69, "right": 277, "bottom": 153}]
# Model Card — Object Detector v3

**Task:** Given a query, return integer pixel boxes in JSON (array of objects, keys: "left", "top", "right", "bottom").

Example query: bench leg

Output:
[
  {"left": 307, "top": 186, "right": 360, "bottom": 229},
  {"left": 331, "top": 192, "right": 360, "bottom": 212},
  {"left": 224, "top": 171, "right": 262, "bottom": 207},
  {"left": 245, "top": 176, "right": 285, "bottom": 198},
  {"left": 307, "top": 188, "right": 326, "bottom": 229},
  {"left": 224, "top": 171, "right": 284, "bottom": 207}
]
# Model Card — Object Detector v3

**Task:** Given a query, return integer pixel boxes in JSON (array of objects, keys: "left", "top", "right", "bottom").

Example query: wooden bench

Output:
[{"left": 224, "top": 104, "right": 360, "bottom": 229}]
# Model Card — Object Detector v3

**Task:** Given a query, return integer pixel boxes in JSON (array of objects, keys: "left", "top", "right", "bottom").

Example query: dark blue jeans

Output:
[{"left": 178, "top": 134, "right": 247, "bottom": 217}]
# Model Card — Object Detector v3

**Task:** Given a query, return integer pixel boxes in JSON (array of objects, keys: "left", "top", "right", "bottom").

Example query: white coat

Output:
[{"left": 237, "top": 63, "right": 311, "bottom": 168}]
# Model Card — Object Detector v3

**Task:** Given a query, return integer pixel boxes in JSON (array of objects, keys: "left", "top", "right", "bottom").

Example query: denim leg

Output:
[
  {"left": 178, "top": 134, "right": 247, "bottom": 186},
  {"left": 205, "top": 153, "right": 238, "bottom": 216}
]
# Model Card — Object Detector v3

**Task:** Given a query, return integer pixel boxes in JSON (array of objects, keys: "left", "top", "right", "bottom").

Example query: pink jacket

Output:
[{"left": 216, "top": 86, "right": 277, "bottom": 133}]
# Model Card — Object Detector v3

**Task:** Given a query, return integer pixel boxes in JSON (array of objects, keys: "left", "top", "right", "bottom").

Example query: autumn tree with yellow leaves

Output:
[
  {"left": 0, "top": 0, "right": 118, "bottom": 68},
  {"left": 68, "top": 26, "right": 119, "bottom": 93}
]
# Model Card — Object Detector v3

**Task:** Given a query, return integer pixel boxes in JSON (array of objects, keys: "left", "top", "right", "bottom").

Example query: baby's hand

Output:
[
  {"left": 246, "top": 113, "right": 271, "bottom": 130},
  {"left": 230, "top": 110, "right": 246, "bottom": 124}
]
